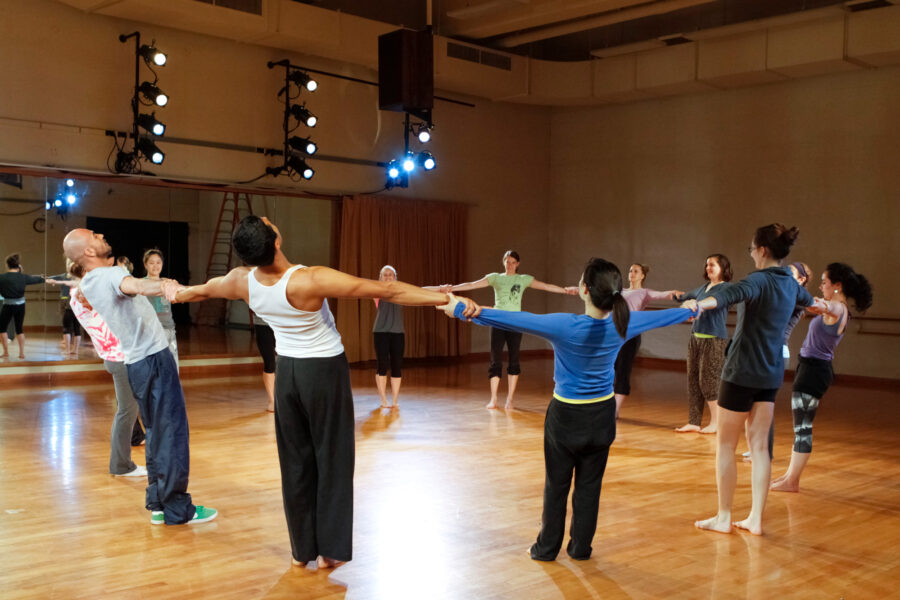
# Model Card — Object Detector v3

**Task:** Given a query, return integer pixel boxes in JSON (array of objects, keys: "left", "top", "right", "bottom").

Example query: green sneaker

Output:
[
  {"left": 150, "top": 511, "right": 164, "bottom": 525},
  {"left": 189, "top": 506, "right": 218, "bottom": 524}
]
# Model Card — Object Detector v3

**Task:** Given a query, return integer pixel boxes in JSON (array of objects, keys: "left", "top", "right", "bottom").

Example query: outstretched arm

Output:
[
  {"left": 120, "top": 276, "right": 180, "bottom": 300},
  {"left": 299, "top": 267, "right": 480, "bottom": 317},
  {"left": 174, "top": 268, "right": 250, "bottom": 303},
  {"left": 437, "top": 276, "right": 491, "bottom": 293},
  {"left": 529, "top": 279, "right": 579, "bottom": 296}
]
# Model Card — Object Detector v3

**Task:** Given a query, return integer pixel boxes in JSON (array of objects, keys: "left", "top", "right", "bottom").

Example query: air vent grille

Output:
[{"left": 447, "top": 42, "right": 512, "bottom": 71}]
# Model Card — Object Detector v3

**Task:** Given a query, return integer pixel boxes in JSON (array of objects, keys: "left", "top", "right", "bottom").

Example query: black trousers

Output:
[
  {"left": 127, "top": 348, "right": 194, "bottom": 524},
  {"left": 531, "top": 398, "right": 616, "bottom": 561},
  {"left": 373, "top": 331, "right": 404, "bottom": 377},
  {"left": 254, "top": 324, "right": 277, "bottom": 374},
  {"left": 489, "top": 327, "right": 523, "bottom": 378},
  {"left": 275, "top": 353, "right": 355, "bottom": 563},
  {"left": 613, "top": 335, "right": 641, "bottom": 395},
  {"left": 0, "top": 303, "right": 26, "bottom": 335}
]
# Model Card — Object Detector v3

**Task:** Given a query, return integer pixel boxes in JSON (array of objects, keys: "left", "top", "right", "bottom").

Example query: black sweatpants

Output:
[
  {"left": 613, "top": 335, "right": 641, "bottom": 395},
  {"left": 373, "top": 331, "right": 404, "bottom": 377},
  {"left": 275, "top": 353, "right": 355, "bottom": 563},
  {"left": 531, "top": 398, "right": 616, "bottom": 561}
]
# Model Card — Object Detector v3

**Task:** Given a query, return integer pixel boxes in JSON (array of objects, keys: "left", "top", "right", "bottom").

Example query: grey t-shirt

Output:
[
  {"left": 79, "top": 266, "right": 169, "bottom": 365},
  {"left": 373, "top": 300, "right": 404, "bottom": 333}
]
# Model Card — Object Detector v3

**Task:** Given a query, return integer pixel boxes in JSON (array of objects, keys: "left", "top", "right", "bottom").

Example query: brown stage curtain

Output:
[{"left": 335, "top": 194, "right": 470, "bottom": 363}]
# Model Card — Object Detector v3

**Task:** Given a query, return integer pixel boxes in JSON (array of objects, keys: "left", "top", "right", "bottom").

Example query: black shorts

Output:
[
  {"left": 792, "top": 355, "right": 833, "bottom": 398},
  {"left": 717, "top": 380, "right": 778, "bottom": 413},
  {"left": 254, "top": 324, "right": 276, "bottom": 374}
]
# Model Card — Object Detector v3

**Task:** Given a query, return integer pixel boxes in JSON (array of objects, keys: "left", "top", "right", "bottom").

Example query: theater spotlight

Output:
[
  {"left": 287, "top": 155, "right": 314, "bottom": 180},
  {"left": 139, "top": 82, "right": 168, "bottom": 106},
  {"left": 289, "top": 104, "right": 317, "bottom": 127},
  {"left": 402, "top": 153, "right": 416, "bottom": 173},
  {"left": 136, "top": 137, "right": 165, "bottom": 164},
  {"left": 418, "top": 151, "right": 436, "bottom": 171},
  {"left": 54, "top": 198, "right": 62, "bottom": 208},
  {"left": 387, "top": 161, "right": 400, "bottom": 179},
  {"left": 288, "top": 136, "right": 317, "bottom": 155},
  {"left": 138, "top": 43, "right": 167, "bottom": 67},
  {"left": 288, "top": 71, "right": 318, "bottom": 92},
  {"left": 65, "top": 178, "right": 75, "bottom": 187},
  {"left": 415, "top": 123, "right": 432, "bottom": 143},
  {"left": 66, "top": 193, "right": 77, "bottom": 205},
  {"left": 45, "top": 201, "right": 51, "bottom": 210},
  {"left": 136, "top": 113, "right": 165, "bottom": 136}
]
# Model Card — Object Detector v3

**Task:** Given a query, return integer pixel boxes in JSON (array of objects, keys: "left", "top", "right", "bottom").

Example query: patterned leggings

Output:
[
  {"left": 686, "top": 335, "right": 728, "bottom": 426},
  {"left": 791, "top": 392, "right": 820, "bottom": 453}
]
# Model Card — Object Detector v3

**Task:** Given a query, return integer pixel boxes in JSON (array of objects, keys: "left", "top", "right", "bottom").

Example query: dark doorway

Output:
[{"left": 85, "top": 216, "right": 191, "bottom": 325}]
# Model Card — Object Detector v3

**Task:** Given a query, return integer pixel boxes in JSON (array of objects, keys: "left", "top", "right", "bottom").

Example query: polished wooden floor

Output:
[{"left": 1, "top": 357, "right": 898, "bottom": 599}]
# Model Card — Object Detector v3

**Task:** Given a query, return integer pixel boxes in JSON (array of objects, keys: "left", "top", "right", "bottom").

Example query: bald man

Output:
[{"left": 63, "top": 228, "right": 216, "bottom": 526}]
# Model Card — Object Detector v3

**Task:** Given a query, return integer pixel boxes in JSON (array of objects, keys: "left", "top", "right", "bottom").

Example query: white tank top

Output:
[{"left": 247, "top": 265, "right": 344, "bottom": 359}]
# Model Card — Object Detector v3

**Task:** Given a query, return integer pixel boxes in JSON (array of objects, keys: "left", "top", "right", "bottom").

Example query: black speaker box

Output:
[{"left": 378, "top": 29, "right": 433, "bottom": 113}]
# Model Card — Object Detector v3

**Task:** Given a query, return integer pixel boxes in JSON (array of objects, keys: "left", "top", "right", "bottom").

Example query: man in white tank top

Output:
[{"left": 174, "top": 216, "right": 479, "bottom": 568}]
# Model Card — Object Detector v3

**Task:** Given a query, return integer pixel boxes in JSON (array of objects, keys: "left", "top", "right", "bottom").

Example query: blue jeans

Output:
[{"left": 127, "top": 348, "right": 194, "bottom": 524}]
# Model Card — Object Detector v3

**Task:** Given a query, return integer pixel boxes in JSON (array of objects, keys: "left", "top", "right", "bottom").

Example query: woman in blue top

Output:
[
  {"left": 687, "top": 224, "right": 822, "bottom": 536},
  {"left": 674, "top": 254, "right": 733, "bottom": 434},
  {"left": 441, "top": 258, "right": 694, "bottom": 561}
]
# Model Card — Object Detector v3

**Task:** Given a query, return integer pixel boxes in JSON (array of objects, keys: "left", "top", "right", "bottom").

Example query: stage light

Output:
[
  {"left": 136, "top": 113, "right": 165, "bottom": 136},
  {"left": 418, "top": 151, "right": 436, "bottom": 170},
  {"left": 45, "top": 201, "right": 51, "bottom": 210},
  {"left": 65, "top": 178, "right": 75, "bottom": 187},
  {"left": 287, "top": 155, "right": 314, "bottom": 180},
  {"left": 289, "top": 105, "right": 317, "bottom": 127},
  {"left": 414, "top": 122, "right": 432, "bottom": 143},
  {"left": 387, "top": 161, "right": 400, "bottom": 179},
  {"left": 139, "top": 82, "right": 168, "bottom": 106},
  {"left": 54, "top": 199, "right": 62, "bottom": 207},
  {"left": 288, "top": 71, "right": 318, "bottom": 92},
  {"left": 402, "top": 153, "right": 416, "bottom": 173},
  {"left": 66, "top": 193, "right": 77, "bottom": 205},
  {"left": 137, "top": 137, "right": 165, "bottom": 164},
  {"left": 288, "top": 136, "right": 317, "bottom": 155},
  {"left": 138, "top": 44, "right": 167, "bottom": 67}
]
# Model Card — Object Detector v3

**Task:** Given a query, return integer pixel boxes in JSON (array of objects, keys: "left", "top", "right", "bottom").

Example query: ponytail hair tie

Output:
[{"left": 612, "top": 290, "right": 620, "bottom": 296}]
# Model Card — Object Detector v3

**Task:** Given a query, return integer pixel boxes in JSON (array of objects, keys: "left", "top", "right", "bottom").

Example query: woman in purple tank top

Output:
[{"left": 770, "top": 262, "right": 873, "bottom": 493}]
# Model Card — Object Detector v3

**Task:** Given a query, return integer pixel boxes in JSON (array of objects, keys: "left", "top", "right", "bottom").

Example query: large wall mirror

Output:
[{"left": 0, "top": 171, "right": 336, "bottom": 369}]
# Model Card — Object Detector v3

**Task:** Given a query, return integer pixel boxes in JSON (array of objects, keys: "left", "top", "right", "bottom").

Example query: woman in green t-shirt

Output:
[{"left": 440, "top": 250, "right": 578, "bottom": 409}]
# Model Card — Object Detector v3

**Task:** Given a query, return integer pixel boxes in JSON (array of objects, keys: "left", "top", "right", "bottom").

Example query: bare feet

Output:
[
  {"left": 316, "top": 556, "right": 345, "bottom": 569},
  {"left": 266, "top": 406, "right": 275, "bottom": 413},
  {"left": 695, "top": 514, "right": 732, "bottom": 534},
  {"left": 733, "top": 518, "right": 763, "bottom": 535},
  {"left": 504, "top": 401, "right": 515, "bottom": 410},
  {"left": 741, "top": 451, "right": 752, "bottom": 463},
  {"left": 291, "top": 557, "right": 305, "bottom": 566},
  {"left": 675, "top": 424, "right": 701, "bottom": 433},
  {"left": 391, "top": 402, "right": 399, "bottom": 409},
  {"left": 18, "top": 352, "right": 25, "bottom": 359},
  {"left": 770, "top": 476, "right": 800, "bottom": 493},
  {"left": 486, "top": 399, "right": 498, "bottom": 409}
]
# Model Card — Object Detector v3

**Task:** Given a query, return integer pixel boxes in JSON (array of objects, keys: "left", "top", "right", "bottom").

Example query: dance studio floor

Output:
[{"left": 1, "top": 357, "right": 898, "bottom": 599}]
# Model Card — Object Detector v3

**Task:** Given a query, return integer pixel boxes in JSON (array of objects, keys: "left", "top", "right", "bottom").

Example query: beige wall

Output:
[{"left": 546, "top": 66, "right": 900, "bottom": 379}]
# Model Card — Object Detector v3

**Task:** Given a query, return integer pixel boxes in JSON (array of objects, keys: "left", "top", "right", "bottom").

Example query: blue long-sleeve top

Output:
[
  {"left": 710, "top": 266, "right": 814, "bottom": 389},
  {"left": 454, "top": 303, "right": 694, "bottom": 401},
  {"left": 677, "top": 282, "right": 732, "bottom": 339}
]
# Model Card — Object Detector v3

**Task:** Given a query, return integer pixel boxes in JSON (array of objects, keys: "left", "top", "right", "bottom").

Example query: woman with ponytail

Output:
[
  {"left": 687, "top": 224, "right": 824, "bottom": 536},
  {"left": 770, "top": 262, "right": 872, "bottom": 493},
  {"left": 440, "top": 258, "right": 695, "bottom": 561}
]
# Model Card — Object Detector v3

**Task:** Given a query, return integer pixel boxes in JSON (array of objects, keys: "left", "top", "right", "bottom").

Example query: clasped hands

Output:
[{"left": 437, "top": 293, "right": 482, "bottom": 320}]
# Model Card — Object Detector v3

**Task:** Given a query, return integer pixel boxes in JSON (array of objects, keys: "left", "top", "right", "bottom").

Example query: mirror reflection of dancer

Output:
[
  {"left": 438, "top": 250, "right": 578, "bottom": 410},
  {"left": 174, "top": 216, "right": 478, "bottom": 569},
  {"left": 0, "top": 253, "right": 47, "bottom": 360},
  {"left": 688, "top": 224, "right": 824, "bottom": 536},
  {"left": 440, "top": 258, "right": 695, "bottom": 561},
  {"left": 143, "top": 249, "right": 178, "bottom": 367},
  {"left": 66, "top": 259, "right": 146, "bottom": 478},
  {"left": 252, "top": 311, "right": 276, "bottom": 413},
  {"left": 63, "top": 228, "right": 217, "bottom": 526},
  {"left": 770, "top": 263, "right": 873, "bottom": 493},
  {"left": 373, "top": 265, "right": 404, "bottom": 409},
  {"left": 46, "top": 270, "right": 83, "bottom": 359},
  {"left": 614, "top": 263, "right": 683, "bottom": 418},
  {"left": 674, "top": 255, "right": 733, "bottom": 434}
]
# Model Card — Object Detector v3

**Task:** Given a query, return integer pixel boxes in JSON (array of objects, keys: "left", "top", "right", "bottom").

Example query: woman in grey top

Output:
[
  {"left": 143, "top": 249, "right": 178, "bottom": 366},
  {"left": 373, "top": 265, "right": 404, "bottom": 408}
]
